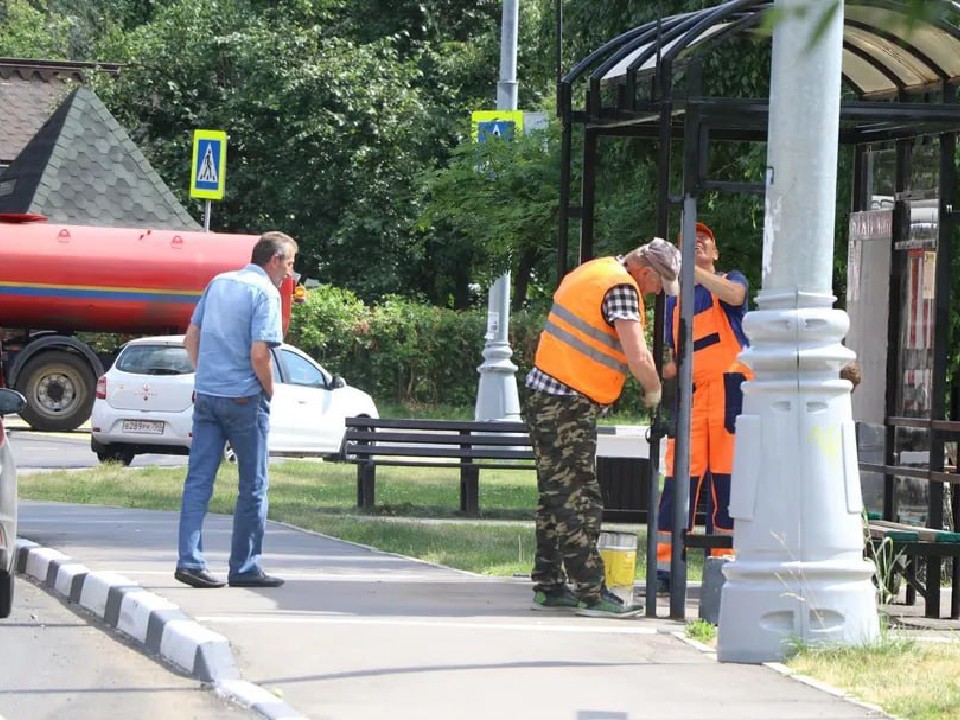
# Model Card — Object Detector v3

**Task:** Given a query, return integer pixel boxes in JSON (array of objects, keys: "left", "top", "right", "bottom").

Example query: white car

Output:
[
  {"left": 0, "top": 388, "right": 27, "bottom": 618},
  {"left": 90, "top": 336, "right": 378, "bottom": 465}
]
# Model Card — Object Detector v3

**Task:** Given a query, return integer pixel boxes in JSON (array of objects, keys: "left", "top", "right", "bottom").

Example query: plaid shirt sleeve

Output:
[{"left": 602, "top": 284, "right": 641, "bottom": 324}]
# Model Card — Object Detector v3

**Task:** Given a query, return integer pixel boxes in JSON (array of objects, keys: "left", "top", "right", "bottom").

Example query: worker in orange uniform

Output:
[{"left": 656, "top": 221, "right": 750, "bottom": 592}]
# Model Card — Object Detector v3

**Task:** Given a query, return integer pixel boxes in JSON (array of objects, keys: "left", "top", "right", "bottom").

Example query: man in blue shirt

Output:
[{"left": 175, "top": 231, "right": 297, "bottom": 589}]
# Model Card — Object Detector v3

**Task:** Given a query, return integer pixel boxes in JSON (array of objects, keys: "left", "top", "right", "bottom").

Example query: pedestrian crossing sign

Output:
[
  {"left": 471, "top": 110, "right": 524, "bottom": 143},
  {"left": 190, "top": 129, "right": 227, "bottom": 200}
]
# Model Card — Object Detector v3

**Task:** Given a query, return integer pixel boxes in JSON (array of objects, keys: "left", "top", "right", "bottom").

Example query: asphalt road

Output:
[
  {"left": 0, "top": 576, "right": 251, "bottom": 720},
  {"left": 3, "top": 413, "right": 192, "bottom": 470}
]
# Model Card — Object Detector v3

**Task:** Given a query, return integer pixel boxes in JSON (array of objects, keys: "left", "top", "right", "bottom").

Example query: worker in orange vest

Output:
[
  {"left": 525, "top": 239, "right": 681, "bottom": 618},
  {"left": 656, "top": 222, "right": 751, "bottom": 592}
]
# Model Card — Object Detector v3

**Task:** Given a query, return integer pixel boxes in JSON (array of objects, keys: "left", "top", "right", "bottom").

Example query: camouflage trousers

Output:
[{"left": 524, "top": 390, "right": 605, "bottom": 603}]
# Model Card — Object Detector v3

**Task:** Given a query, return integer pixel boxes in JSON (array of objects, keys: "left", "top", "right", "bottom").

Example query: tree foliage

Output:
[{"left": 3, "top": 0, "right": 953, "bottom": 311}]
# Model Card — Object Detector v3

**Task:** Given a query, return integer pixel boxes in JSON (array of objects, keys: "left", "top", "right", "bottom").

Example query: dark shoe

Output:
[
  {"left": 174, "top": 567, "right": 226, "bottom": 589},
  {"left": 228, "top": 570, "right": 284, "bottom": 588},
  {"left": 575, "top": 588, "right": 644, "bottom": 618},
  {"left": 531, "top": 585, "right": 579, "bottom": 612}
]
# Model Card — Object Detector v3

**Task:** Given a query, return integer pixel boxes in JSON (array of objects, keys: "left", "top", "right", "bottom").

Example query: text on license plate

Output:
[{"left": 122, "top": 420, "right": 164, "bottom": 434}]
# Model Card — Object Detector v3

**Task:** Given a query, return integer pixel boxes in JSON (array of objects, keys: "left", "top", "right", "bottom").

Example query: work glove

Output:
[{"left": 642, "top": 385, "right": 662, "bottom": 409}]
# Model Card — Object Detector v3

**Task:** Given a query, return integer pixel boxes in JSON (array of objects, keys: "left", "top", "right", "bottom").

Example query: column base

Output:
[{"left": 717, "top": 559, "right": 880, "bottom": 663}]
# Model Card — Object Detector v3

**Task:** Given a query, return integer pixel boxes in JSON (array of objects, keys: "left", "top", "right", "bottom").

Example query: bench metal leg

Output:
[
  {"left": 905, "top": 555, "right": 917, "bottom": 606},
  {"left": 460, "top": 466, "right": 479, "bottom": 517},
  {"left": 357, "top": 462, "right": 376, "bottom": 510},
  {"left": 927, "top": 554, "right": 943, "bottom": 618},
  {"left": 952, "top": 555, "right": 960, "bottom": 620}
]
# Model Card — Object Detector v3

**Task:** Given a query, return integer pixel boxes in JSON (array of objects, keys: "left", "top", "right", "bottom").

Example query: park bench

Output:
[
  {"left": 342, "top": 418, "right": 654, "bottom": 518},
  {"left": 865, "top": 517, "right": 960, "bottom": 615},
  {"left": 343, "top": 417, "right": 534, "bottom": 516}
]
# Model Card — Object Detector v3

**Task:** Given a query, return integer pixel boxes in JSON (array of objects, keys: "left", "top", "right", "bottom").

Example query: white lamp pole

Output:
[
  {"left": 717, "top": 0, "right": 879, "bottom": 662},
  {"left": 475, "top": 0, "right": 521, "bottom": 422}
]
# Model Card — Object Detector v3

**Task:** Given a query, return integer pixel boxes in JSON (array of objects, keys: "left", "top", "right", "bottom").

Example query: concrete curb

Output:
[
  {"left": 14, "top": 538, "right": 308, "bottom": 720},
  {"left": 765, "top": 662, "right": 902, "bottom": 720},
  {"left": 664, "top": 623, "right": 897, "bottom": 720}
]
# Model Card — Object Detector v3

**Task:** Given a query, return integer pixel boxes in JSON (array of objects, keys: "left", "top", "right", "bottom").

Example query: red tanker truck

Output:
[{"left": 0, "top": 214, "right": 297, "bottom": 432}]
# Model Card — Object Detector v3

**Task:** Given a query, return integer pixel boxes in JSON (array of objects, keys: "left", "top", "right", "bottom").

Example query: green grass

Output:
[
  {"left": 374, "top": 400, "right": 650, "bottom": 426},
  {"left": 788, "top": 638, "right": 960, "bottom": 720},
  {"left": 685, "top": 618, "right": 717, "bottom": 643},
  {"left": 18, "top": 458, "right": 703, "bottom": 579},
  {"left": 373, "top": 401, "right": 475, "bottom": 421}
]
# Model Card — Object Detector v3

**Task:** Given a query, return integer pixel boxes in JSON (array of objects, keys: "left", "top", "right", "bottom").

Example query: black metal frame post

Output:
[
  {"left": 929, "top": 115, "right": 957, "bottom": 616},
  {"left": 558, "top": 120, "right": 574, "bottom": 280},
  {"left": 580, "top": 128, "right": 598, "bottom": 262},
  {"left": 645, "top": 57, "right": 675, "bottom": 618},
  {"left": 884, "top": 140, "right": 912, "bottom": 522},
  {"left": 669, "top": 60, "right": 704, "bottom": 619}
]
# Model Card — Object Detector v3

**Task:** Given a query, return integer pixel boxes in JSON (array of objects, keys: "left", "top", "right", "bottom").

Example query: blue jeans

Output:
[{"left": 177, "top": 392, "right": 270, "bottom": 578}]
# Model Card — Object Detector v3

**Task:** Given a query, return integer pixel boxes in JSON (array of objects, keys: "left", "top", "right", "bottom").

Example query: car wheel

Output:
[
  {"left": 0, "top": 569, "right": 13, "bottom": 619},
  {"left": 223, "top": 441, "right": 238, "bottom": 464},
  {"left": 96, "top": 448, "right": 135, "bottom": 466}
]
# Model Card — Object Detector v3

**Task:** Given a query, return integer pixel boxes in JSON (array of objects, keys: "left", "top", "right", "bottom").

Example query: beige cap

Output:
[{"left": 639, "top": 238, "right": 681, "bottom": 296}]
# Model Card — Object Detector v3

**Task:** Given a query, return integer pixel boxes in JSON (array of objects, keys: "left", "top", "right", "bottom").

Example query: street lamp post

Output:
[
  {"left": 717, "top": 0, "right": 879, "bottom": 662},
  {"left": 475, "top": 0, "right": 521, "bottom": 422}
]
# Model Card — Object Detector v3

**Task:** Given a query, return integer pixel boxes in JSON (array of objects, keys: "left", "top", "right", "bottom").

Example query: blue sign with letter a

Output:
[{"left": 477, "top": 120, "right": 516, "bottom": 143}]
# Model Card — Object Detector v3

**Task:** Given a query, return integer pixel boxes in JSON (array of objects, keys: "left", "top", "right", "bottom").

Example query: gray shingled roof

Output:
[
  {"left": 0, "top": 61, "right": 79, "bottom": 166},
  {"left": 0, "top": 86, "right": 200, "bottom": 229}
]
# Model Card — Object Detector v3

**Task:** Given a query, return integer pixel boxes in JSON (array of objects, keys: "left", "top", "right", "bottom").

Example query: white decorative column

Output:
[
  {"left": 717, "top": 0, "right": 879, "bottom": 663},
  {"left": 475, "top": 0, "right": 521, "bottom": 422}
]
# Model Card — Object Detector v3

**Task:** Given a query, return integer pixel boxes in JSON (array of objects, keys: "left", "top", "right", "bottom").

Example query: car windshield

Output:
[{"left": 116, "top": 344, "right": 193, "bottom": 376}]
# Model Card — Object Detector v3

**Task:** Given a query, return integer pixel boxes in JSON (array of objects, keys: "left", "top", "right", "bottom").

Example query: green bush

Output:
[{"left": 287, "top": 285, "right": 650, "bottom": 418}]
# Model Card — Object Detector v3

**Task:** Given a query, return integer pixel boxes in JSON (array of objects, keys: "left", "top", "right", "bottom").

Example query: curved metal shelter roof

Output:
[{"left": 560, "top": 0, "right": 960, "bottom": 137}]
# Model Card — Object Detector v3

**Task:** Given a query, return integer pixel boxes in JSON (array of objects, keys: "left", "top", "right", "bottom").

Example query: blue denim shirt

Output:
[{"left": 191, "top": 264, "right": 282, "bottom": 397}]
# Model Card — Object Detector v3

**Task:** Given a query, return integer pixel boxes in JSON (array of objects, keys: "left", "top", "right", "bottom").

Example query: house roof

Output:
[
  {"left": 0, "top": 86, "right": 200, "bottom": 229},
  {"left": 0, "top": 58, "right": 120, "bottom": 166}
]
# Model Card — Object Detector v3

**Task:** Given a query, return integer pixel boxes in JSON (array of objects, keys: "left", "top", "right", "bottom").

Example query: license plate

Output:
[{"left": 122, "top": 420, "right": 164, "bottom": 434}]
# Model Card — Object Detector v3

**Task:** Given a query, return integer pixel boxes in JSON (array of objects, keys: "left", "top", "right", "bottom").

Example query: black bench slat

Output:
[
  {"left": 346, "top": 417, "right": 528, "bottom": 433},
  {"left": 352, "top": 458, "right": 536, "bottom": 470},
  {"left": 349, "top": 444, "right": 533, "bottom": 461},
  {"left": 345, "top": 430, "right": 532, "bottom": 447}
]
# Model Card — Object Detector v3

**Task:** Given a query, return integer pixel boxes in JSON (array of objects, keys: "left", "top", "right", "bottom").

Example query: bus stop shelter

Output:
[{"left": 558, "top": 0, "right": 960, "bottom": 618}]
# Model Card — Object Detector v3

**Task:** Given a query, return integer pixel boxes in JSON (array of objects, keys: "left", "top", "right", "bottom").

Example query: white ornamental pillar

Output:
[{"left": 717, "top": 0, "right": 879, "bottom": 663}]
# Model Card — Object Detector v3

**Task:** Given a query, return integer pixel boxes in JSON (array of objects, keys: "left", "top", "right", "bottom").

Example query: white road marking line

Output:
[
  {"left": 109, "top": 570, "right": 463, "bottom": 582},
  {"left": 194, "top": 616, "right": 659, "bottom": 634}
]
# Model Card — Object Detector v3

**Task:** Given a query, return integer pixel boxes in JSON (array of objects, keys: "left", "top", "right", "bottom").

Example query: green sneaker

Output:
[
  {"left": 531, "top": 586, "right": 580, "bottom": 612},
  {"left": 575, "top": 589, "right": 644, "bottom": 618}
]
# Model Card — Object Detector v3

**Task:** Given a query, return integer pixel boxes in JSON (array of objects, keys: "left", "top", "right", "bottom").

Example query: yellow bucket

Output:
[{"left": 598, "top": 531, "right": 637, "bottom": 603}]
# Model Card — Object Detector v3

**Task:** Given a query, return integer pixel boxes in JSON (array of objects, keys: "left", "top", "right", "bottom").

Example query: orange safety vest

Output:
[
  {"left": 535, "top": 257, "right": 644, "bottom": 404},
  {"left": 671, "top": 286, "right": 743, "bottom": 387}
]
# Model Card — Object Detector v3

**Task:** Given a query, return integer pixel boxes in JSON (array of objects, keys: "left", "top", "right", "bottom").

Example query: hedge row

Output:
[{"left": 287, "top": 285, "right": 652, "bottom": 418}]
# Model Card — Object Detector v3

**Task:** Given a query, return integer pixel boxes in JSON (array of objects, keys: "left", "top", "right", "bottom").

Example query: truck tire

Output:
[
  {"left": 0, "top": 570, "right": 13, "bottom": 619},
  {"left": 16, "top": 351, "right": 96, "bottom": 432}
]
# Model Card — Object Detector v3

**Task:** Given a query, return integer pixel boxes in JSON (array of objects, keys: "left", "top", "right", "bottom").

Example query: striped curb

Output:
[{"left": 14, "top": 538, "right": 307, "bottom": 720}]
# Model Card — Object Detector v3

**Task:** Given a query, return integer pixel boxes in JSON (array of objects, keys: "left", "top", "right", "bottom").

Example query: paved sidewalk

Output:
[{"left": 17, "top": 500, "right": 891, "bottom": 720}]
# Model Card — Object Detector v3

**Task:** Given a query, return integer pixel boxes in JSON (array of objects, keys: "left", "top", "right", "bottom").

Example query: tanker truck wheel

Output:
[{"left": 16, "top": 351, "right": 96, "bottom": 433}]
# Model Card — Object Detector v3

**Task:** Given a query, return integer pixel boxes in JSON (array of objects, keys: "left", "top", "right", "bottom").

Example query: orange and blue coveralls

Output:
[{"left": 656, "top": 272, "right": 750, "bottom": 571}]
